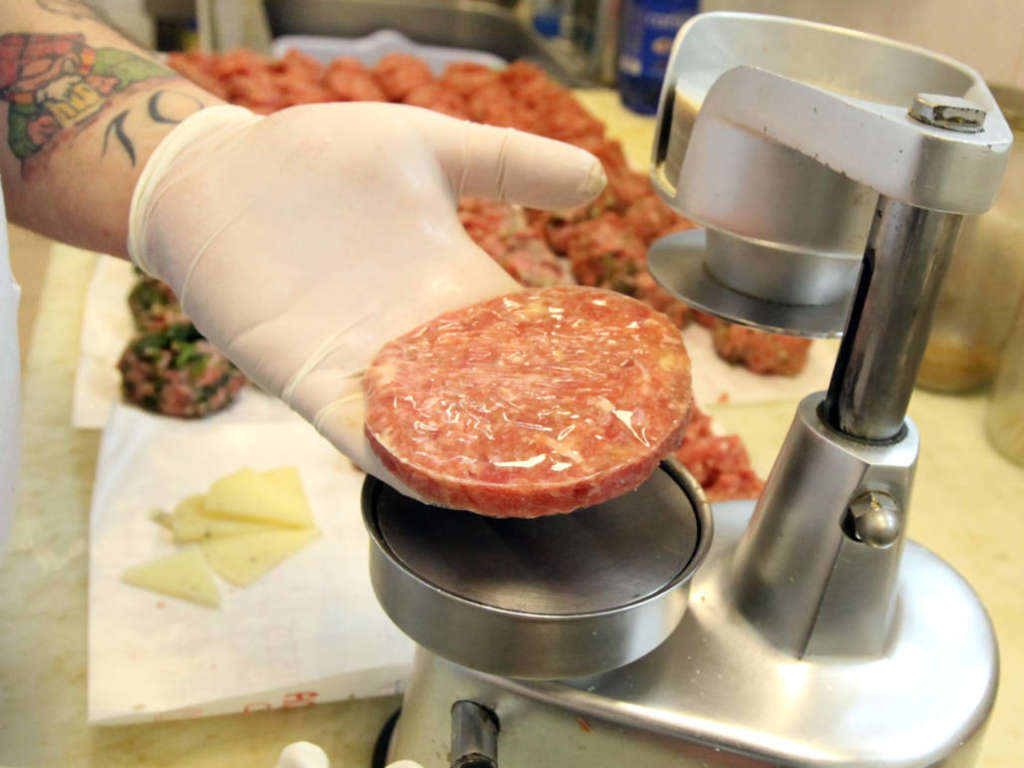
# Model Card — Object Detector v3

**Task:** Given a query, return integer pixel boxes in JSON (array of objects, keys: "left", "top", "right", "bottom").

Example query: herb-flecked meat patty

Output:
[{"left": 118, "top": 324, "right": 246, "bottom": 418}]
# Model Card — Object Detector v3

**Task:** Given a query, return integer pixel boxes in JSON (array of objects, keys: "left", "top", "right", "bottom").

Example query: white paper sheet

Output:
[
  {"left": 73, "top": 256, "right": 841, "bottom": 431},
  {"left": 87, "top": 405, "right": 413, "bottom": 725}
]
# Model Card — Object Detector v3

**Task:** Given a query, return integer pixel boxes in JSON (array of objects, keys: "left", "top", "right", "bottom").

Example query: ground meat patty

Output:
[
  {"left": 711, "top": 320, "right": 812, "bottom": 376},
  {"left": 325, "top": 66, "right": 386, "bottom": 101},
  {"left": 403, "top": 82, "right": 468, "bottom": 119},
  {"left": 439, "top": 61, "right": 499, "bottom": 97},
  {"left": 128, "top": 277, "right": 190, "bottom": 333},
  {"left": 119, "top": 324, "right": 247, "bottom": 418},
  {"left": 374, "top": 52, "right": 434, "bottom": 100},
  {"left": 364, "top": 286, "right": 693, "bottom": 518},
  {"left": 458, "top": 198, "right": 570, "bottom": 288}
]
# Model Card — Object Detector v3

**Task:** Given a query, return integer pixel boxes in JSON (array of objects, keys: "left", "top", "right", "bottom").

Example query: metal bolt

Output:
[
  {"left": 844, "top": 491, "right": 902, "bottom": 549},
  {"left": 909, "top": 93, "right": 986, "bottom": 133}
]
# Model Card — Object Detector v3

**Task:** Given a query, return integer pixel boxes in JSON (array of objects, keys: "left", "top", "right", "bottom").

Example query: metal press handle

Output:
[{"left": 451, "top": 701, "right": 500, "bottom": 768}]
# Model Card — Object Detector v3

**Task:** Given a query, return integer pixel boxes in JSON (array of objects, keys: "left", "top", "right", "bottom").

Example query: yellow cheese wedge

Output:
[
  {"left": 201, "top": 528, "right": 320, "bottom": 586},
  {"left": 152, "top": 496, "right": 289, "bottom": 542},
  {"left": 122, "top": 547, "right": 220, "bottom": 607},
  {"left": 202, "top": 468, "right": 315, "bottom": 528},
  {"left": 176, "top": 495, "right": 287, "bottom": 541},
  {"left": 176, "top": 511, "right": 286, "bottom": 542},
  {"left": 259, "top": 466, "right": 306, "bottom": 497}
]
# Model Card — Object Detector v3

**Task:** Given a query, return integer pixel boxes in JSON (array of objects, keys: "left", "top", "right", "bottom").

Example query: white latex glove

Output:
[
  {"left": 273, "top": 740, "right": 423, "bottom": 768},
  {"left": 130, "top": 103, "right": 604, "bottom": 488}
]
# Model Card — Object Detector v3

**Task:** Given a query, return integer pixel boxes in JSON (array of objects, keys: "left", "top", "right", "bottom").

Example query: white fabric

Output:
[
  {"left": 128, "top": 103, "right": 605, "bottom": 488},
  {"left": 0, "top": 186, "right": 19, "bottom": 558}
]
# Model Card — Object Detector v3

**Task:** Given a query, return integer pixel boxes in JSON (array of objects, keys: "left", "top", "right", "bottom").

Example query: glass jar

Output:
[
  {"left": 987, "top": 293, "right": 1024, "bottom": 464},
  {"left": 917, "top": 86, "right": 1024, "bottom": 392}
]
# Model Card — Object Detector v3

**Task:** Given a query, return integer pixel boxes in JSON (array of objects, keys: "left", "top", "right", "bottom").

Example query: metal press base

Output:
[{"left": 383, "top": 499, "right": 997, "bottom": 768}]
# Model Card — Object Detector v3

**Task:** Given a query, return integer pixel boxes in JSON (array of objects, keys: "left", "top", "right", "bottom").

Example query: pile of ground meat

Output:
[
  {"left": 119, "top": 322, "right": 247, "bottom": 419},
  {"left": 675, "top": 407, "right": 763, "bottom": 502},
  {"left": 166, "top": 48, "right": 772, "bottom": 499},
  {"left": 691, "top": 311, "right": 811, "bottom": 377}
]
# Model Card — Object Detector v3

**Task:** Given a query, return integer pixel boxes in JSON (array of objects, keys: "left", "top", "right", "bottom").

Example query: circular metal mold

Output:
[
  {"left": 362, "top": 461, "right": 712, "bottom": 680},
  {"left": 648, "top": 229, "right": 855, "bottom": 338}
]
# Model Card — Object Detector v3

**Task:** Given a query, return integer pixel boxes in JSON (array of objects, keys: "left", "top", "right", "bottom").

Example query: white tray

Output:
[{"left": 270, "top": 29, "right": 506, "bottom": 73}]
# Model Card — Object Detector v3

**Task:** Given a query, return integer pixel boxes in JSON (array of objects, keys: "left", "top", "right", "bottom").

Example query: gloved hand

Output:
[
  {"left": 129, "top": 103, "right": 604, "bottom": 489},
  {"left": 274, "top": 741, "right": 423, "bottom": 768}
]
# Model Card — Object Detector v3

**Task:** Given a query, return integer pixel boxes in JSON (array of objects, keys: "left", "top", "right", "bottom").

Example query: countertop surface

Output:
[{"left": 1, "top": 91, "right": 1022, "bottom": 767}]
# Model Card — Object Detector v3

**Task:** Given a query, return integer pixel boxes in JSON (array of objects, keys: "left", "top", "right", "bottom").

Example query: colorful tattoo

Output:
[{"left": 0, "top": 33, "right": 181, "bottom": 161}]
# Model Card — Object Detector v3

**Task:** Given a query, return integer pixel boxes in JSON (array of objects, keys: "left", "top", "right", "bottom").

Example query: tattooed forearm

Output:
[
  {"left": 0, "top": 32, "right": 190, "bottom": 167},
  {"left": 0, "top": 4, "right": 223, "bottom": 257},
  {"left": 101, "top": 108, "right": 132, "bottom": 163},
  {"left": 97, "top": 90, "right": 203, "bottom": 165},
  {"left": 147, "top": 89, "right": 204, "bottom": 124}
]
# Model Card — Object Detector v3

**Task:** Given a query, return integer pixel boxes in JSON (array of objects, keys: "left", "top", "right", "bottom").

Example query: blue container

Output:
[{"left": 617, "top": 0, "right": 698, "bottom": 114}]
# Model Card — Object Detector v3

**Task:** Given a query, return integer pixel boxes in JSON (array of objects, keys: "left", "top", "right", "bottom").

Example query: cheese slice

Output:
[
  {"left": 201, "top": 528, "right": 320, "bottom": 586},
  {"left": 202, "top": 467, "right": 315, "bottom": 528},
  {"left": 176, "top": 511, "right": 286, "bottom": 542},
  {"left": 260, "top": 466, "right": 306, "bottom": 498},
  {"left": 122, "top": 547, "right": 220, "bottom": 607},
  {"left": 152, "top": 496, "right": 289, "bottom": 541}
]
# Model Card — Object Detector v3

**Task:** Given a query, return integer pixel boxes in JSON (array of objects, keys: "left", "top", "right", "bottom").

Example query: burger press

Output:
[{"left": 363, "top": 13, "right": 1012, "bottom": 767}]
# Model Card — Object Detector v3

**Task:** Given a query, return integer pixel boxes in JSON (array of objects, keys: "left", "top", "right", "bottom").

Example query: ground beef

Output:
[
  {"left": 325, "top": 67, "right": 387, "bottom": 101},
  {"left": 118, "top": 324, "right": 246, "bottom": 418},
  {"left": 364, "top": 286, "right": 693, "bottom": 517},
  {"left": 623, "top": 194, "right": 690, "bottom": 244},
  {"left": 566, "top": 212, "right": 647, "bottom": 289},
  {"left": 458, "top": 198, "right": 570, "bottom": 288},
  {"left": 439, "top": 61, "right": 500, "bottom": 97},
  {"left": 374, "top": 52, "right": 435, "bottom": 100},
  {"left": 673, "top": 407, "right": 764, "bottom": 501},
  {"left": 691, "top": 310, "right": 716, "bottom": 328},
  {"left": 711, "top": 320, "right": 812, "bottom": 376},
  {"left": 403, "top": 82, "right": 468, "bottom": 119}
]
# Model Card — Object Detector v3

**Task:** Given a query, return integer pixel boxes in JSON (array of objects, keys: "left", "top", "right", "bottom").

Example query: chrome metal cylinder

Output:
[
  {"left": 824, "top": 195, "right": 964, "bottom": 440},
  {"left": 451, "top": 700, "right": 499, "bottom": 768}
]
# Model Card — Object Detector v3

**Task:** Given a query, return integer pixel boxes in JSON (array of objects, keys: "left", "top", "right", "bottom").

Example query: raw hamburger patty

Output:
[{"left": 364, "top": 286, "right": 693, "bottom": 517}]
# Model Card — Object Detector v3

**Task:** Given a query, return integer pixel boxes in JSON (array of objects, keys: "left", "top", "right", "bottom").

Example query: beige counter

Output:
[{"left": 1, "top": 94, "right": 1021, "bottom": 767}]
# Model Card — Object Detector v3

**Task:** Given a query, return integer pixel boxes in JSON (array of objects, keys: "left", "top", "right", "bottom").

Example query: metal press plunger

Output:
[{"left": 364, "top": 13, "right": 1012, "bottom": 768}]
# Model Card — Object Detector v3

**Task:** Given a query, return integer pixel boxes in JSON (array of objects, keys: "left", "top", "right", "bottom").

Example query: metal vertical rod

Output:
[
  {"left": 824, "top": 195, "right": 963, "bottom": 441},
  {"left": 451, "top": 700, "right": 499, "bottom": 768}
]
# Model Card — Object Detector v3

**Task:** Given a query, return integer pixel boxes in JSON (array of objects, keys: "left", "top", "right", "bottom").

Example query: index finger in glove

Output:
[{"left": 421, "top": 112, "right": 607, "bottom": 210}]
